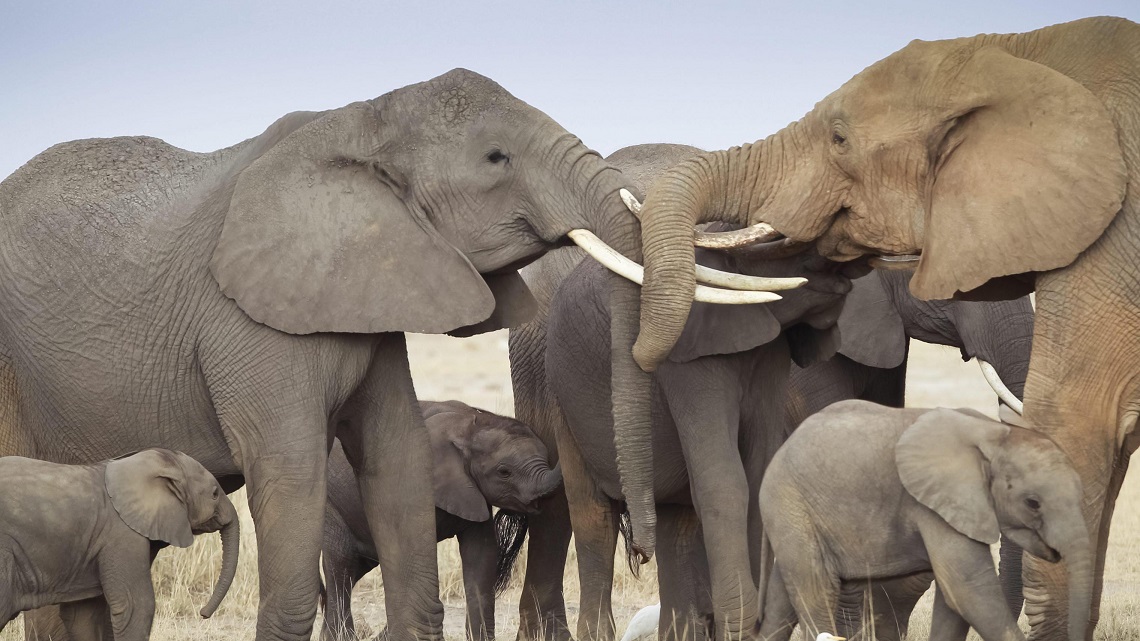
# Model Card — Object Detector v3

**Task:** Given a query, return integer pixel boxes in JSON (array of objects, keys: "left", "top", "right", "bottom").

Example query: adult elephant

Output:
[
  {"left": 630, "top": 16, "right": 1139, "bottom": 641},
  {"left": 0, "top": 70, "right": 781, "bottom": 641}
]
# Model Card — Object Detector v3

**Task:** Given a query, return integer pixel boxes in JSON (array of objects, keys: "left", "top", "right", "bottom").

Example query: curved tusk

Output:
[
  {"left": 619, "top": 188, "right": 784, "bottom": 249},
  {"left": 568, "top": 229, "right": 783, "bottom": 305},
  {"left": 978, "top": 360, "right": 1024, "bottom": 415},
  {"left": 695, "top": 264, "right": 806, "bottom": 291},
  {"left": 869, "top": 254, "right": 921, "bottom": 270}
]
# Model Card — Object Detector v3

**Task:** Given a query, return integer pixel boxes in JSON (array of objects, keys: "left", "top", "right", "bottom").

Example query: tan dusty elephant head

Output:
[
  {"left": 630, "top": 18, "right": 1131, "bottom": 373},
  {"left": 106, "top": 449, "right": 240, "bottom": 618}
]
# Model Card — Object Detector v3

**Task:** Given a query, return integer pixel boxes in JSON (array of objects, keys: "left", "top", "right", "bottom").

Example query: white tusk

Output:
[
  {"left": 619, "top": 188, "right": 784, "bottom": 250},
  {"left": 620, "top": 188, "right": 643, "bottom": 216},
  {"left": 978, "top": 360, "right": 1024, "bottom": 415},
  {"left": 695, "top": 264, "right": 806, "bottom": 291},
  {"left": 695, "top": 222, "right": 784, "bottom": 249},
  {"left": 568, "top": 229, "right": 783, "bottom": 304},
  {"left": 869, "top": 254, "right": 921, "bottom": 271}
]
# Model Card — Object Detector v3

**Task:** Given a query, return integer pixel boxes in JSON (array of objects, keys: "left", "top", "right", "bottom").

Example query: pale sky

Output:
[{"left": 3, "top": 1, "right": 1138, "bottom": 178}]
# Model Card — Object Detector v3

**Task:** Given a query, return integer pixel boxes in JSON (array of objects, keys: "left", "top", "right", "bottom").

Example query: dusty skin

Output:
[{"left": 5, "top": 331, "right": 1138, "bottom": 641}]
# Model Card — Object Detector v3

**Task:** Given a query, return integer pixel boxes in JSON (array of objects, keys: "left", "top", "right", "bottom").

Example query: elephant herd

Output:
[{"left": 0, "top": 13, "right": 1137, "bottom": 641}]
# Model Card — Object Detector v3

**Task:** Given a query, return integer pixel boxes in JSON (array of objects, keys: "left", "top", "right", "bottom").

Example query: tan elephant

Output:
[{"left": 629, "top": 16, "right": 1139, "bottom": 641}]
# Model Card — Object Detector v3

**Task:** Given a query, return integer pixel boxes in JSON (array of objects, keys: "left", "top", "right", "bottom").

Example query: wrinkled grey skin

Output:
[
  {"left": 0, "top": 69, "right": 649, "bottom": 641},
  {"left": 786, "top": 269, "right": 1035, "bottom": 638},
  {"left": 320, "top": 401, "right": 561, "bottom": 641},
  {"left": 0, "top": 450, "right": 238, "bottom": 641},
  {"left": 758, "top": 400, "right": 1090, "bottom": 641}
]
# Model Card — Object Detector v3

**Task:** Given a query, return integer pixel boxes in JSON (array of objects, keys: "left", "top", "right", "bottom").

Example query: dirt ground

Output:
[{"left": 4, "top": 331, "right": 1139, "bottom": 640}]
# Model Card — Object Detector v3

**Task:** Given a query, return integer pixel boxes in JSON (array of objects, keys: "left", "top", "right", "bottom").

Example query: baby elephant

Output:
[
  {"left": 321, "top": 400, "right": 562, "bottom": 641},
  {"left": 757, "top": 400, "right": 1090, "bottom": 641},
  {"left": 1, "top": 449, "right": 239, "bottom": 641}
]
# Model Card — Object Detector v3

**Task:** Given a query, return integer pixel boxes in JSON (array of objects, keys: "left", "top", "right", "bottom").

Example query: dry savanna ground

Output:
[{"left": 4, "top": 332, "right": 1139, "bottom": 640}]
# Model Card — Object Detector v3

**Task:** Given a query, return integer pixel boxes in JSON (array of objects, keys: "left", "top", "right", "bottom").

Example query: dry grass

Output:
[{"left": 3, "top": 334, "right": 1138, "bottom": 640}]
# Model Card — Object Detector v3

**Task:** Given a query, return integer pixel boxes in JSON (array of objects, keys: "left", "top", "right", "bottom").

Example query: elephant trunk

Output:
[
  {"left": 539, "top": 461, "right": 562, "bottom": 497},
  {"left": 200, "top": 497, "right": 240, "bottom": 618},
  {"left": 1059, "top": 524, "right": 1094, "bottom": 641}
]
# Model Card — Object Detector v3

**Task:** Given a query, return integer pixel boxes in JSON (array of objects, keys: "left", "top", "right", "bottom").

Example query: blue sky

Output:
[{"left": 2, "top": 1, "right": 1137, "bottom": 178}]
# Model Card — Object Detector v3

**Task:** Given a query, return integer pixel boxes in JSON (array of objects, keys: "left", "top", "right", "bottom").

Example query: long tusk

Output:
[
  {"left": 694, "top": 264, "right": 806, "bottom": 291},
  {"left": 568, "top": 229, "right": 783, "bottom": 304},
  {"left": 869, "top": 254, "right": 921, "bottom": 270},
  {"left": 620, "top": 189, "right": 784, "bottom": 249},
  {"left": 978, "top": 360, "right": 1024, "bottom": 415}
]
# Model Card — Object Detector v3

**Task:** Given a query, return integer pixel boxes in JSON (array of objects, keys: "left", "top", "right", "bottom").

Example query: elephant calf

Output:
[
  {"left": 320, "top": 400, "right": 562, "bottom": 641},
  {"left": 757, "top": 400, "right": 1091, "bottom": 641},
  {"left": 1, "top": 449, "right": 239, "bottom": 641}
]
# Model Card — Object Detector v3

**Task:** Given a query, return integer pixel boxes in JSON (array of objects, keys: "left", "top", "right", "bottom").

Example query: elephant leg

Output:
[
  {"left": 755, "top": 565, "right": 796, "bottom": 641},
  {"left": 96, "top": 541, "right": 154, "bottom": 641},
  {"left": 928, "top": 583, "right": 971, "bottom": 641},
  {"left": 561, "top": 420, "right": 620, "bottom": 641},
  {"left": 656, "top": 504, "right": 713, "bottom": 641},
  {"left": 998, "top": 539, "right": 1025, "bottom": 618},
  {"left": 514, "top": 490, "right": 573, "bottom": 641},
  {"left": 336, "top": 333, "right": 444, "bottom": 641},
  {"left": 24, "top": 606, "right": 70, "bottom": 641},
  {"left": 321, "top": 507, "right": 374, "bottom": 641},
  {"left": 861, "top": 572, "right": 933, "bottom": 641},
  {"left": 458, "top": 520, "right": 498, "bottom": 641},
  {"left": 59, "top": 598, "right": 114, "bottom": 641},
  {"left": 657, "top": 358, "right": 755, "bottom": 641}
]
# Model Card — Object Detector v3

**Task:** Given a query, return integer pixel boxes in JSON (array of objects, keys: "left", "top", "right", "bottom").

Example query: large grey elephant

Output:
[
  {"left": 0, "top": 449, "right": 239, "bottom": 641},
  {"left": 0, "top": 69, "right": 780, "bottom": 641},
  {"left": 758, "top": 400, "right": 1089, "bottom": 641},
  {"left": 628, "top": 17, "right": 1140, "bottom": 640}
]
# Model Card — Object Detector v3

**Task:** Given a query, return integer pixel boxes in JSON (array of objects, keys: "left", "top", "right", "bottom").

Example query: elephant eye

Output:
[
  {"left": 1025, "top": 497, "right": 1041, "bottom": 511},
  {"left": 212, "top": 486, "right": 220, "bottom": 500},
  {"left": 497, "top": 466, "right": 512, "bottom": 478},
  {"left": 486, "top": 149, "right": 510, "bottom": 165},
  {"left": 831, "top": 132, "right": 847, "bottom": 146}
]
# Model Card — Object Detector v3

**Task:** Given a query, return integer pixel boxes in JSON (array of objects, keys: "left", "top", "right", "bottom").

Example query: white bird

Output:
[
  {"left": 619, "top": 603, "right": 660, "bottom": 641},
  {"left": 816, "top": 634, "right": 846, "bottom": 641}
]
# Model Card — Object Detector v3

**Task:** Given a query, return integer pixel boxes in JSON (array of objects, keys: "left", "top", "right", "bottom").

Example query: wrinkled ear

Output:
[
  {"left": 448, "top": 272, "right": 538, "bottom": 338},
  {"left": 668, "top": 249, "right": 781, "bottom": 363},
  {"left": 911, "top": 46, "right": 1127, "bottom": 299},
  {"left": 211, "top": 102, "right": 496, "bottom": 335},
  {"left": 836, "top": 272, "right": 907, "bottom": 368},
  {"left": 105, "top": 449, "right": 194, "bottom": 548},
  {"left": 426, "top": 411, "right": 491, "bottom": 522},
  {"left": 895, "top": 408, "right": 1008, "bottom": 544}
]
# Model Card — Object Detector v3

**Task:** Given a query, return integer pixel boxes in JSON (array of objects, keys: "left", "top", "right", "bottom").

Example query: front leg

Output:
[
  {"left": 458, "top": 521, "right": 498, "bottom": 641},
  {"left": 96, "top": 538, "right": 154, "bottom": 641},
  {"left": 337, "top": 333, "right": 444, "bottom": 641}
]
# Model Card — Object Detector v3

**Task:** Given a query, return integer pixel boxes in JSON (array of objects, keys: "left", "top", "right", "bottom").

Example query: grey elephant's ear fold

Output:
[
  {"left": 105, "top": 449, "right": 195, "bottom": 548},
  {"left": 895, "top": 408, "right": 1008, "bottom": 545},
  {"left": 785, "top": 322, "right": 840, "bottom": 368},
  {"left": 836, "top": 272, "right": 907, "bottom": 369},
  {"left": 448, "top": 272, "right": 538, "bottom": 338},
  {"left": 211, "top": 102, "right": 496, "bottom": 335},
  {"left": 668, "top": 249, "right": 781, "bottom": 363},
  {"left": 426, "top": 411, "right": 491, "bottom": 522},
  {"left": 911, "top": 46, "right": 1127, "bottom": 300}
]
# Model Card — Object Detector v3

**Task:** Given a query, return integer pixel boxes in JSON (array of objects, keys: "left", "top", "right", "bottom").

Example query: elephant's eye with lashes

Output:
[
  {"left": 486, "top": 149, "right": 510, "bottom": 165},
  {"left": 1025, "top": 497, "right": 1041, "bottom": 511},
  {"left": 497, "top": 466, "right": 512, "bottom": 478},
  {"left": 212, "top": 486, "right": 220, "bottom": 500},
  {"left": 832, "top": 132, "right": 847, "bottom": 146}
]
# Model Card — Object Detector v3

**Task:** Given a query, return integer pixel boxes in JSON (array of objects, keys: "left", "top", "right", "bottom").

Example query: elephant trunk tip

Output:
[{"left": 199, "top": 501, "right": 240, "bottom": 619}]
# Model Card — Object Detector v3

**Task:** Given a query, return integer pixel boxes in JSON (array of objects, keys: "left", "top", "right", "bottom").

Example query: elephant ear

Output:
[
  {"left": 426, "top": 410, "right": 491, "bottom": 522},
  {"left": 911, "top": 46, "right": 1127, "bottom": 300},
  {"left": 785, "top": 322, "right": 841, "bottom": 368},
  {"left": 211, "top": 102, "right": 496, "bottom": 335},
  {"left": 895, "top": 408, "right": 1008, "bottom": 544},
  {"left": 105, "top": 449, "right": 195, "bottom": 548},
  {"left": 668, "top": 248, "right": 782, "bottom": 363},
  {"left": 836, "top": 272, "right": 907, "bottom": 369}
]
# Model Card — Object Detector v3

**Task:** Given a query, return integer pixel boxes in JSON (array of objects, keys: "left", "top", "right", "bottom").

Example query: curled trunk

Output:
[
  {"left": 200, "top": 498, "right": 240, "bottom": 618},
  {"left": 1061, "top": 529, "right": 1094, "bottom": 641}
]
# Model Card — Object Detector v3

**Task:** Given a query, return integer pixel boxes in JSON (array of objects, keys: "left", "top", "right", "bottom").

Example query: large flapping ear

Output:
[
  {"left": 448, "top": 272, "right": 538, "bottom": 337},
  {"left": 426, "top": 410, "right": 491, "bottom": 522},
  {"left": 211, "top": 102, "right": 496, "bottom": 335},
  {"left": 911, "top": 46, "right": 1127, "bottom": 300},
  {"left": 105, "top": 449, "right": 195, "bottom": 548},
  {"left": 896, "top": 408, "right": 1008, "bottom": 544},
  {"left": 836, "top": 272, "right": 907, "bottom": 368},
  {"left": 668, "top": 249, "right": 781, "bottom": 363}
]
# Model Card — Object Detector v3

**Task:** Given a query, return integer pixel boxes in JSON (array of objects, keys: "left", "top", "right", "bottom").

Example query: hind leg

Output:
[{"left": 656, "top": 504, "right": 713, "bottom": 641}]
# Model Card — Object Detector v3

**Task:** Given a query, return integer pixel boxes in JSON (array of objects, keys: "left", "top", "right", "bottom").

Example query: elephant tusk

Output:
[
  {"left": 694, "top": 264, "right": 806, "bottom": 291},
  {"left": 568, "top": 229, "right": 783, "bottom": 304},
  {"left": 869, "top": 254, "right": 921, "bottom": 270},
  {"left": 978, "top": 360, "right": 1024, "bottom": 415},
  {"left": 619, "top": 189, "right": 785, "bottom": 249}
]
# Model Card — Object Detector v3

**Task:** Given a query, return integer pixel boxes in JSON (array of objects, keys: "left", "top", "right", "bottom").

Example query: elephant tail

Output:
[
  {"left": 618, "top": 507, "right": 641, "bottom": 578},
  {"left": 755, "top": 530, "right": 775, "bottom": 634},
  {"left": 318, "top": 577, "right": 328, "bottom": 614},
  {"left": 494, "top": 510, "right": 529, "bottom": 594}
]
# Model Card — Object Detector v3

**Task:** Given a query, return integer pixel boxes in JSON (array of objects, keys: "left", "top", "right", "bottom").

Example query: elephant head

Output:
[
  {"left": 105, "top": 449, "right": 240, "bottom": 619},
  {"left": 630, "top": 30, "right": 1127, "bottom": 372},
  {"left": 425, "top": 400, "right": 562, "bottom": 520},
  {"left": 895, "top": 409, "right": 1091, "bottom": 641}
]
